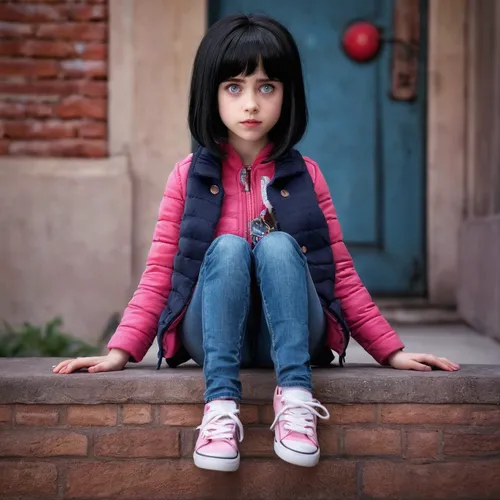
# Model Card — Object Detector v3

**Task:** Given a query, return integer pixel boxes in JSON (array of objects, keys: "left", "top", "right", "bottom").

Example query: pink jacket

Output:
[{"left": 108, "top": 144, "right": 405, "bottom": 365}]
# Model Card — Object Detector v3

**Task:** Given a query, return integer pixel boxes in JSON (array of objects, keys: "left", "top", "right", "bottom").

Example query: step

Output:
[
  {"left": 376, "top": 298, "right": 461, "bottom": 324},
  {"left": 1, "top": 358, "right": 500, "bottom": 500}
]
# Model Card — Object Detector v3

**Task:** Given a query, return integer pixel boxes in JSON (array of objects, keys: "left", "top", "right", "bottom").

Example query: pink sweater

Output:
[{"left": 108, "top": 144, "right": 405, "bottom": 365}]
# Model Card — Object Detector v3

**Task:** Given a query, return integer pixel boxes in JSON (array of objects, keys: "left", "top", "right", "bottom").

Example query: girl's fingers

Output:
[
  {"left": 88, "top": 362, "right": 112, "bottom": 373},
  {"left": 52, "top": 359, "right": 75, "bottom": 373},
  {"left": 412, "top": 354, "right": 460, "bottom": 372},
  {"left": 424, "top": 355, "right": 450, "bottom": 371},
  {"left": 438, "top": 357, "right": 461, "bottom": 371},
  {"left": 58, "top": 357, "right": 101, "bottom": 374},
  {"left": 407, "top": 360, "right": 432, "bottom": 372}
]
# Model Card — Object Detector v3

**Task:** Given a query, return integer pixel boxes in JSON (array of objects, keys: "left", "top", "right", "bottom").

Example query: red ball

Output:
[{"left": 342, "top": 21, "right": 381, "bottom": 62}]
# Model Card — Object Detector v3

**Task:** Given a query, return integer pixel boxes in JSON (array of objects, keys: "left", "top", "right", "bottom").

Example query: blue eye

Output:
[
  {"left": 227, "top": 84, "right": 240, "bottom": 94},
  {"left": 260, "top": 84, "right": 275, "bottom": 94}
]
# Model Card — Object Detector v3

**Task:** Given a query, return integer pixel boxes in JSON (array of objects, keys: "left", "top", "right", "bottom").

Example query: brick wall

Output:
[
  {"left": 0, "top": 0, "right": 108, "bottom": 158},
  {"left": 1, "top": 402, "right": 500, "bottom": 499}
]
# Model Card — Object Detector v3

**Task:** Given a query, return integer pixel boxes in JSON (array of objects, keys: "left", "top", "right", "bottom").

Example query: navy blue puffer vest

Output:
[{"left": 157, "top": 147, "right": 350, "bottom": 368}]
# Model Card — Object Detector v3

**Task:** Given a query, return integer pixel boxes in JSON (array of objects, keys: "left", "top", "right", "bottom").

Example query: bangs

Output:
[{"left": 216, "top": 26, "right": 288, "bottom": 83}]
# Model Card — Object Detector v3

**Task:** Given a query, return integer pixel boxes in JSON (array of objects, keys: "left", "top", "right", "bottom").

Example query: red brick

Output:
[
  {"left": 4, "top": 120, "right": 77, "bottom": 139},
  {"left": 0, "top": 59, "right": 57, "bottom": 77},
  {"left": 0, "top": 41, "right": 108, "bottom": 61},
  {"left": 0, "top": 80, "right": 107, "bottom": 98},
  {"left": 122, "top": 404, "right": 152, "bottom": 425},
  {"left": 0, "top": 140, "right": 8, "bottom": 154},
  {"left": 9, "top": 139, "right": 107, "bottom": 157},
  {"left": 79, "top": 80, "right": 108, "bottom": 97},
  {"left": 0, "top": 405, "right": 12, "bottom": 424},
  {"left": 79, "top": 121, "right": 106, "bottom": 138},
  {"left": 160, "top": 404, "right": 259, "bottom": 427},
  {"left": 344, "top": 427, "right": 402, "bottom": 456},
  {"left": 0, "top": 4, "right": 62, "bottom": 23},
  {"left": 36, "top": 23, "right": 107, "bottom": 42},
  {"left": 66, "top": 4, "right": 107, "bottom": 21},
  {"left": 0, "top": 461, "right": 57, "bottom": 496},
  {"left": 180, "top": 428, "right": 197, "bottom": 457},
  {"left": 67, "top": 405, "right": 117, "bottom": 426},
  {"left": 15, "top": 405, "right": 59, "bottom": 426},
  {"left": 259, "top": 404, "right": 275, "bottom": 425},
  {"left": 0, "top": 106, "right": 25, "bottom": 120},
  {"left": 318, "top": 426, "right": 340, "bottom": 455},
  {"left": 0, "top": 40, "right": 74, "bottom": 58},
  {"left": 240, "top": 404, "right": 259, "bottom": 424},
  {"left": 0, "top": 101, "right": 54, "bottom": 119},
  {"left": 0, "top": 21, "right": 34, "bottom": 38},
  {"left": 362, "top": 460, "right": 500, "bottom": 499},
  {"left": 470, "top": 405, "right": 500, "bottom": 425},
  {"left": 380, "top": 404, "right": 469, "bottom": 425},
  {"left": 443, "top": 430, "right": 500, "bottom": 456},
  {"left": 259, "top": 404, "right": 375, "bottom": 426},
  {"left": 78, "top": 42, "right": 107, "bottom": 60},
  {"left": 66, "top": 459, "right": 357, "bottom": 499},
  {"left": 94, "top": 428, "right": 180, "bottom": 458},
  {"left": 405, "top": 429, "right": 440, "bottom": 459},
  {"left": 160, "top": 404, "right": 203, "bottom": 426},
  {"left": 0, "top": 429, "right": 88, "bottom": 457},
  {"left": 60, "top": 59, "right": 107, "bottom": 78},
  {"left": 56, "top": 96, "right": 106, "bottom": 119},
  {"left": 324, "top": 404, "right": 377, "bottom": 425},
  {"left": 26, "top": 101, "right": 55, "bottom": 118},
  {"left": 240, "top": 427, "right": 274, "bottom": 457}
]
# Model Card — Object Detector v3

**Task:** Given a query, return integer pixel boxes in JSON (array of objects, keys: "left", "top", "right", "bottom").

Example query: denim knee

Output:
[
  {"left": 205, "top": 234, "right": 252, "bottom": 266},
  {"left": 254, "top": 231, "right": 303, "bottom": 261}
]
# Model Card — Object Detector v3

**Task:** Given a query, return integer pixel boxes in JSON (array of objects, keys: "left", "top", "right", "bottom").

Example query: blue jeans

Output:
[{"left": 180, "top": 232, "right": 326, "bottom": 402}]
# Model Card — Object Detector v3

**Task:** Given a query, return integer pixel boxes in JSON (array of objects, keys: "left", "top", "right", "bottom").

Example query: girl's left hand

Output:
[{"left": 387, "top": 350, "right": 460, "bottom": 372}]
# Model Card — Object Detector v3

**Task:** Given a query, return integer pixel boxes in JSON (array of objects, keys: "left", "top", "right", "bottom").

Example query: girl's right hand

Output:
[{"left": 52, "top": 348, "right": 129, "bottom": 374}]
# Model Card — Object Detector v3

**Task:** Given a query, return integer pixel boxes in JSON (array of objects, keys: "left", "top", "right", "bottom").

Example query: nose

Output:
[{"left": 244, "top": 91, "right": 258, "bottom": 113}]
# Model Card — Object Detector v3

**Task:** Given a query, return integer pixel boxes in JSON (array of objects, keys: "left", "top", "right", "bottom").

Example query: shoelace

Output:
[
  {"left": 270, "top": 397, "right": 330, "bottom": 436},
  {"left": 197, "top": 409, "right": 244, "bottom": 442}
]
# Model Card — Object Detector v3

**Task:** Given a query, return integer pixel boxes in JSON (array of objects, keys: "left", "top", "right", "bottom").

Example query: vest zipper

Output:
[{"left": 241, "top": 164, "right": 252, "bottom": 242}]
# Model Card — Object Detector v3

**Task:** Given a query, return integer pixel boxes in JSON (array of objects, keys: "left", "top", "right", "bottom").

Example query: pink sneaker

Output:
[
  {"left": 270, "top": 386, "right": 330, "bottom": 467},
  {"left": 194, "top": 399, "right": 243, "bottom": 472}
]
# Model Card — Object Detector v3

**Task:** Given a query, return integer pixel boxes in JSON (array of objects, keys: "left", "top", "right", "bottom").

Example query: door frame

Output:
[{"left": 108, "top": 0, "right": 466, "bottom": 306}]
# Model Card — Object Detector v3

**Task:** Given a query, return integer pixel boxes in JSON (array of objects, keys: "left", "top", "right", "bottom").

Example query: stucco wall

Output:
[{"left": 0, "top": 156, "right": 132, "bottom": 344}]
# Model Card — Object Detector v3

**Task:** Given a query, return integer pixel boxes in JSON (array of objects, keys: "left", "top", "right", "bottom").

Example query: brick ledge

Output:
[{"left": 1, "top": 359, "right": 499, "bottom": 405}]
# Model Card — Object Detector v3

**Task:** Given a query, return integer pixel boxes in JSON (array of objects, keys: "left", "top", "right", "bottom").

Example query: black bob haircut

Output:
[{"left": 188, "top": 14, "right": 308, "bottom": 162}]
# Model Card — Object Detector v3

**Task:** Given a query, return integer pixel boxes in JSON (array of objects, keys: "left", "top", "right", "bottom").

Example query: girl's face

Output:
[{"left": 218, "top": 65, "right": 283, "bottom": 155}]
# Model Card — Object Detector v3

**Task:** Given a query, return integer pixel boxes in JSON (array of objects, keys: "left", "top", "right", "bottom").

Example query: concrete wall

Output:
[
  {"left": 0, "top": 156, "right": 132, "bottom": 344},
  {"left": 109, "top": 0, "right": 205, "bottom": 286},
  {"left": 458, "top": 1, "right": 500, "bottom": 340},
  {"left": 426, "top": 0, "right": 466, "bottom": 305},
  {"left": 458, "top": 216, "right": 500, "bottom": 340}
]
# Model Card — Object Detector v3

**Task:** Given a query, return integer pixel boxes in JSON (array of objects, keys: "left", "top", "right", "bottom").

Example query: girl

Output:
[{"left": 53, "top": 14, "right": 460, "bottom": 472}]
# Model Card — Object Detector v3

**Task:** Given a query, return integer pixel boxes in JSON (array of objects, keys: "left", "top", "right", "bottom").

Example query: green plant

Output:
[{"left": 0, "top": 314, "right": 120, "bottom": 357}]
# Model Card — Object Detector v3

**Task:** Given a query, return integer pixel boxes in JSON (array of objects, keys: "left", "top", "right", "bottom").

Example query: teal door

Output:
[{"left": 210, "top": 0, "right": 426, "bottom": 295}]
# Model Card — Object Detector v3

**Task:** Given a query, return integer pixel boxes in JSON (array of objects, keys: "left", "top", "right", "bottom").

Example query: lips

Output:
[{"left": 241, "top": 120, "right": 262, "bottom": 127}]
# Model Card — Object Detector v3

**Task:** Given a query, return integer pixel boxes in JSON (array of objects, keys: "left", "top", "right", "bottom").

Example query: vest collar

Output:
[
  {"left": 272, "top": 149, "right": 307, "bottom": 183},
  {"left": 191, "top": 144, "right": 306, "bottom": 181},
  {"left": 190, "top": 147, "right": 222, "bottom": 180}
]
